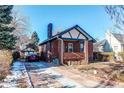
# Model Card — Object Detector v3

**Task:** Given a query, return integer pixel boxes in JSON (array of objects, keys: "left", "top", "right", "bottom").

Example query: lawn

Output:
[{"left": 74, "top": 62, "right": 124, "bottom": 82}]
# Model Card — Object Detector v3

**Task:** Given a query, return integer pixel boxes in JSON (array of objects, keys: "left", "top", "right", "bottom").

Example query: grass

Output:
[
  {"left": 74, "top": 62, "right": 110, "bottom": 70},
  {"left": 0, "top": 50, "right": 13, "bottom": 81},
  {"left": 0, "top": 75, "right": 6, "bottom": 81},
  {"left": 76, "top": 62, "right": 124, "bottom": 82},
  {"left": 116, "top": 71, "right": 124, "bottom": 82},
  {"left": 17, "top": 78, "right": 28, "bottom": 88}
]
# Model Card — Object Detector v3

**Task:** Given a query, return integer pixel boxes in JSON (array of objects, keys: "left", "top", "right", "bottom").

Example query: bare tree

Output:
[
  {"left": 11, "top": 10, "right": 31, "bottom": 36},
  {"left": 105, "top": 5, "right": 124, "bottom": 31},
  {"left": 11, "top": 9, "right": 31, "bottom": 48}
]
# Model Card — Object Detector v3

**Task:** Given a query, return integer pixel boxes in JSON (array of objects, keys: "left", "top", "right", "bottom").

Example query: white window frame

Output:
[
  {"left": 68, "top": 43, "right": 73, "bottom": 52},
  {"left": 114, "top": 46, "right": 118, "bottom": 51},
  {"left": 80, "top": 43, "right": 84, "bottom": 52}
]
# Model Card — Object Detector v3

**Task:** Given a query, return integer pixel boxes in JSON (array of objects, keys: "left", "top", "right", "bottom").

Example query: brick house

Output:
[{"left": 39, "top": 23, "right": 96, "bottom": 65}]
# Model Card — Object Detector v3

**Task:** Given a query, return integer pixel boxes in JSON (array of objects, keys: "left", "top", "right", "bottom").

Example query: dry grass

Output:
[
  {"left": 75, "top": 62, "right": 124, "bottom": 82},
  {"left": 30, "top": 73, "right": 63, "bottom": 88},
  {"left": 17, "top": 78, "right": 28, "bottom": 88},
  {"left": 117, "top": 72, "right": 124, "bottom": 82},
  {"left": 74, "top": 62, "right": 110, "bottom": 70},
  {"left": 0, "top": 50, "right": 13, "bottom": 81}
]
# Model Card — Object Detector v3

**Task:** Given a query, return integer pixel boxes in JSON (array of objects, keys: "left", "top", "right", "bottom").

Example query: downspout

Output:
[{"left": 57, "top": 37, "right": 64, "bottom": 65}]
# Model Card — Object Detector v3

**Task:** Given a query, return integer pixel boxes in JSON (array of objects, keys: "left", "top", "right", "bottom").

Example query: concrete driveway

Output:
[{"left": 24, "top": 61, "right": 83, "bottom": 88}]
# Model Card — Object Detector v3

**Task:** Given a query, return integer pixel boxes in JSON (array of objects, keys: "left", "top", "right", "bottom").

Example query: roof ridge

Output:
[{"left": 112, "top": 32, "right": 124, "bottom": 35}]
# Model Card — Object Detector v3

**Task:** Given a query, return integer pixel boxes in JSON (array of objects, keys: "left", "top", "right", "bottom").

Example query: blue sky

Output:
[{"left": 15, "top": 5, "right": 113, "bottom": 42}]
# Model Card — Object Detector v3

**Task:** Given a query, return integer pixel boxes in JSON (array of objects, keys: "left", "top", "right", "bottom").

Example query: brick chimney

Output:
[{"left": 48, "top": 23, "right": 53, "bottom": 39}]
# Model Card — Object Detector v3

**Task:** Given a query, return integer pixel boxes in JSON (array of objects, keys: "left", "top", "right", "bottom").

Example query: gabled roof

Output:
[
  {"left": 94, "top": 39, "right": 107, "bottom": 46},
  {"left": 112, "top": 33, "right": 124, "bottom": 44},
  {"left": 39, "top": 25, "right": 96, "bottom": 45},
  {"left": 93, "top": 39, "right": 107, "bottom": 52}
]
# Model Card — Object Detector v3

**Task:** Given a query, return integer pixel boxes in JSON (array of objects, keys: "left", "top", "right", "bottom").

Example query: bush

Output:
[
  {"left": 0, "top": 69, "right": 7, "bottom": 81},
  {"left": 101, "top": 52, "right": 115, "bottom": 61},
  {"left": 93, "top": 52, "right": 114, "bottom": 61},
  {"left": 117, "top": 71, "right": 124, "bottom": 82},
  {"left": 118, "top": 52, "right": 124, "bottom": 62},
  {"left": 0, "top": 50, "right": 13, "bottom": 80},
  {"left": 12, "top": 51, "right": 20, "bottom": 60},
  {"left": 20, "top": 51, "right": 25, "bottom": 59},
  {"left": 17, "top": 78, "right": 28, "bottom": 88}
]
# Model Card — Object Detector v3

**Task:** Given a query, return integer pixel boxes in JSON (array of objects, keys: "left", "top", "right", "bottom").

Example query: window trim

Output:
[
  {"left": 80, "top": 42, "right": 84, "bottom": 52},
  {"left": 114, "top": 46, "right": 118, "bottom": 51},
  {"left": 68, "top": 43, "right": 73, "bottom": 52}
]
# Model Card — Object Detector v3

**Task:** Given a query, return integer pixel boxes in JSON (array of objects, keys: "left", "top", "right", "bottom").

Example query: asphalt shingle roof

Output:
[
  {"left": 112, "top": 33, "right": 124, "bottom": 43},
  {"left": 93, "top": 39, "right": 107, "bottom": 52}
]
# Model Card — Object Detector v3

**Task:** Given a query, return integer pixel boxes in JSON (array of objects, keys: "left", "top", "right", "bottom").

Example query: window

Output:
[
  {"left": 68, "top": 43, "right": 73, "bottom": 52},
  {"left": 122, "top": 45, "right": 124, "bottom": 51},
  {"left": 114, "top": 46, "right": 118, "bottom": 51},
  {"left": 80, "top": 43, "right": 84, "bottom": 52},
  {"left": 43, "top": 44, "right": 46, "bottom": 52},
  {"left": 99, "top": 46, "right": 104, "bottom": 52}
]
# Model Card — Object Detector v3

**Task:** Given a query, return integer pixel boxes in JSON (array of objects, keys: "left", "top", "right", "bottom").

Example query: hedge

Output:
[
  {"left": 0, "top": 50, "right": 13, "bottom": 80},
  {"left": 118, "top": 52, "right": 124, "bottom": 62},
  {"left": 93, "top": 52, "right": 115, "bottom": 62}
]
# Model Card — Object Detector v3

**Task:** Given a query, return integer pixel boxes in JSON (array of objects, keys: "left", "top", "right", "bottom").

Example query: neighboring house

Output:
[
  {"left": 39, "top": 23, "right": 96, "bottom": 65},
  {"left": 94, "top": 31, "right": 124, "bottom": 61},
  {"left": 105, "top": 31, "right": 124, "bottom": 61},
  {"left": 94, "top": 31, "right": 124, "bottom": 53},
  {"left": 93, "top": 39, "right": 111, "bottom": 52},
  {"left": 105, "top": 31, "right": 124, "bottom": 53}
]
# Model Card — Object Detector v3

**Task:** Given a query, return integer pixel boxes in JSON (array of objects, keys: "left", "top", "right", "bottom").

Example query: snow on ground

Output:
[
  {"left": 0, "top": 61, "right": 84, "bottom": 88},
  {"left": 36, "top": 67, "right": 83, "bottom": 88},
  {"left": 2, "top": 61, "right": 124, "bottom": 88},
  {"left": 0, "top": 61, "right": 32, "bottom": 88},
  {"left": 50, "top": 70, "right": 83, "bottom": 88},
  {"left": 24, "top": 62, "right": 84, "bottom": 88}
]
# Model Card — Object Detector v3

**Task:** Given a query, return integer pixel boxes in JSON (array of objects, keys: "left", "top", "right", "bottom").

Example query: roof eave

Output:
[{"left": 39, "top": 37, "right": 57, "bottom": 45}]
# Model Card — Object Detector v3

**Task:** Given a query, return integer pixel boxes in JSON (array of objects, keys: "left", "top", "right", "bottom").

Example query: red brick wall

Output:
[
  {"left": 63, "top": 40, "right": 80, "bottom": 52},
  {"left": 88, "top": 41, "right": 93, "bottom": 60},
  {"left": 51, "top": 40, "right": 59, "bottom": 59},
  {"left": 40, "top": 40, "right": 59, "bottom": 61},
  {"left": 40, "top": 40, "right": 93, "bottom": 63}
]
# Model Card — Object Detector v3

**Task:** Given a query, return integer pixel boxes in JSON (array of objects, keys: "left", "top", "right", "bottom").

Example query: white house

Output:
[
  {"left": 94, "top": 30, "right": 124, "bottom": 61},
  {"left": 105, "top": 31, "right": 124, "bottom": 61},
  {"left": 105, "top": 31, "right": 124, "bottom": 53}
]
